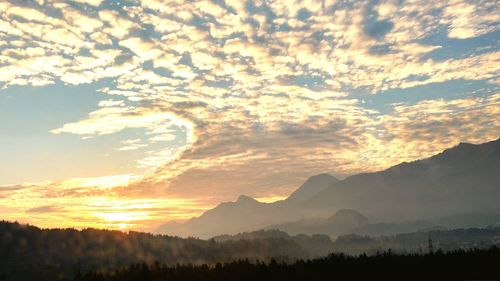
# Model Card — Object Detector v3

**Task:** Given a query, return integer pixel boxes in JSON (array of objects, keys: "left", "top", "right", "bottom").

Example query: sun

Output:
[
  {"left": 118, "top": 223, "right": 128, "bottom": 230},
  {"left": 94, "top": 210, "right": 149, "bottom": 230}
]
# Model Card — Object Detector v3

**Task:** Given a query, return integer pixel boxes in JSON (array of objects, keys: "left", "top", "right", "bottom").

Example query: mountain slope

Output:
[
  {"left": 307, "top": 139, "right": 500, "bottom": 220},
  {"left": 156, "top": 195, "right": 268, "bottom": 237},
  {"left": 286, "top": 173, "right": 340, "bottom": 204},
  {"left": 267, "top": 209, "right": 369, "bottom": 237},
  {"left": 156, "top": 139, "right": 500, "bottom": 238},
  {"left": 156, "top": 175, "right": 340, "bottom": 238}
]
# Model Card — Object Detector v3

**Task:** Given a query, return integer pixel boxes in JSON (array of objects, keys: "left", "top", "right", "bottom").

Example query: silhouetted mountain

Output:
[
  {"left": 307, "top": 138, "right": 500, "bottom": 220},
  {"left": 352, "top": 220, "right": 439, "bottom": 237},
  {"left": 156, "top": 194, "right": 269, "bottom": 238},
  {"left": 285, "top": 173, "right": 340, "bottom": 204},
  {"left": 213, "top": 229, "right": 292, "bottom": 241},
  {"left": 267, "top": 209, "right": 369, "bottom": 237},
  {"left": 268, "top": 211, "right": 500, "bottom": 238},
  {"left": 156, "top": 176, "right": 340, "bottom": 238},
  {"left": 156, "top": 139, "right": 500, "bottom": 238},
  {"left": 267, "top": 210, "right": 447, "bottom": 238}
]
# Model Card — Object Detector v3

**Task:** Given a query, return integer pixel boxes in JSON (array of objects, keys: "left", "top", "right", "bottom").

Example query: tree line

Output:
[
  {"left": 76, "top": 247, "right": 500, "bottom": 281},
  {"left": 1, "top": 220, "right": 499, "bottom": 281}
]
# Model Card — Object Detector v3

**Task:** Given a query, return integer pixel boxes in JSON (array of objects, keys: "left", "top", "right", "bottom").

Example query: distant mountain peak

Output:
[
  {"left": 333, "top": 209, "right": 364, "bottom": 217},
  {"left": 308, "top": 138, "right": 500, "bottom": 221},
  {"left": 286, "top": 173, "right": 340, "bottom": 203},
  {"left": 155, "top": 139, "right": 500, "bottom": 238},
  {"left": 444, "top": 141, "right": 475, "bottom": 153},
  {"left": 307, "top": 173, "right": 337, "bottom": 181},
  {"left": 236, "top": 195, "right": 258, "bottom": 203},
  {"left": 428, "top": 138, "right": 500, "bottom": 165},
  {"left": 449, "top": 138, "right": 499, "bottom": 151},
  {"left": 328, "top": 209, "right": 369, "bottom": 226}
]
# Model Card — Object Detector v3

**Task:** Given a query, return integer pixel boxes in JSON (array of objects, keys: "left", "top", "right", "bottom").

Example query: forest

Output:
[
  {"left": 1, "top": 220, "right": 500, "bottom": 281},
  {"left": 21, "top": 248, "right": 500, "bottom": 281}
]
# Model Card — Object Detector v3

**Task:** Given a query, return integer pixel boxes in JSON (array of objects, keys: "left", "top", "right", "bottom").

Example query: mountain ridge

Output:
[
  {"left": 286, "top": 173, "right": 340, "bottom": 204},
  {"left": 156, "top": 138, "right": 500, "bottom": 238},
  {"left": 306, "top": 138, "right": 500, "bottom": 220}
]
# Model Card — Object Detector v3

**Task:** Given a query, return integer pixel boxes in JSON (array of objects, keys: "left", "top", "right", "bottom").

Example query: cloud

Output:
[
  {"left": 117, "top": 139, "right": 147, "bottom": 151},
  {"left": 0, "top": 179, "right": 212, "bottom": 231},
  {"left": 26, "top": 205, "right": 64, "bottom": 213},
  {"left": 50, "top": 107, "right": 186, "bottom": 137},
  {"left": 363, "top": 2, "right": 394, "bottom": 39},
  {"left": 71, "top": 0, "right": 104, "bottom": 7},
  {"left": 119, "top": 37, "right": 163, "bottom": 61},
  {"left": 0, "top": 0, "right": 499, "bottom": 229},
  {"left": 50, "top": 106, "right": 196, "bottom": 177},
  {"left": 443, "top": 0, "right": 499, "bottom": 39}
]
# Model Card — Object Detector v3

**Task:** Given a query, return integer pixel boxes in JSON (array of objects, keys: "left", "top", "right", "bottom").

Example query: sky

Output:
[{"left": 0, "top": 0, "right": 499, "bottom": 232}]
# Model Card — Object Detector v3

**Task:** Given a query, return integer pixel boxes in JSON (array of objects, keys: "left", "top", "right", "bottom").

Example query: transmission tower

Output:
[{"left": 428, "top": 234, "right": 434, "bottom": 254}]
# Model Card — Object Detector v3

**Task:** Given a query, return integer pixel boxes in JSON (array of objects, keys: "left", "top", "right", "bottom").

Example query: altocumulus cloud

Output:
[{"left": 0, "top": 0, "right": 498, "bottom": 229}]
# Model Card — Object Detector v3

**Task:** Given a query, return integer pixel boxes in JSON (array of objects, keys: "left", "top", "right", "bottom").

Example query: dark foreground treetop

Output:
[{"left": 76, "top": 247, "right": 500, "bottom": 281}]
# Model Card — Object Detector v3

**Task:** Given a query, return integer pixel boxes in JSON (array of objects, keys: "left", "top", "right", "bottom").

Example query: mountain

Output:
[
  {"left": 351, "top": 220, "right": 440, "bottom": 237},
  {"left": 156, "top": 175, "right": 341, "bottom": 238},
  {"left": 267, "top": 209, "right": 369, "bottom": 237},
  {"left": 286, "top": 173, "right": 340, "bottom": 204},
  {"left": 157, "top": 195, "right": 268, "bottom": 238},
  {"left": 267, "top": 211, "right": 500, "bottom": 238},
  {"left": 306, "top": 139, "right": 500, "bottom": 221},
  {"left": 156, "top": 139, "right": 500, "bottom": 238}
]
